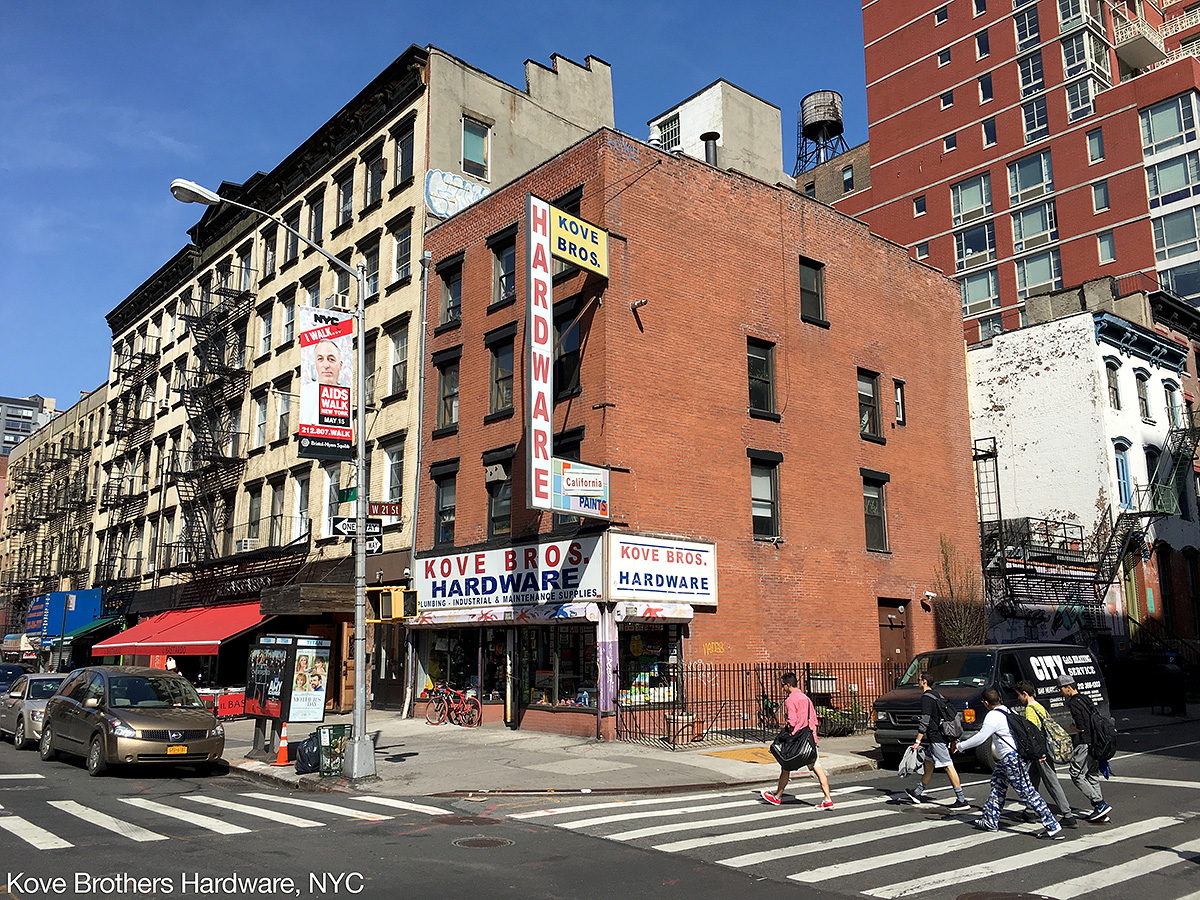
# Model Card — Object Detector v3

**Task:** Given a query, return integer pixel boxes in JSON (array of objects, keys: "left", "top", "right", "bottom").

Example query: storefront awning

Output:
[
  {"left": 45, "top": 616, "right": 122, "bottom": 648},
  {"left": 92, "top": 602, "right": 270, "bottom": 657},
  {"left": 408, "top": 602, "right": 600, "bottom": 627},
  {"left": 614, "top": 602, "right": 694, "bottom": 623},
  {"left": 3, "top": 633, "right": 34, "bottom": 653}
]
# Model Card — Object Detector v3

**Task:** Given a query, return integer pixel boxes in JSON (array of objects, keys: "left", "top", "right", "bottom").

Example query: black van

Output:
[{"left": 872, "top": 643, "right": 1110, "bottom": 768}]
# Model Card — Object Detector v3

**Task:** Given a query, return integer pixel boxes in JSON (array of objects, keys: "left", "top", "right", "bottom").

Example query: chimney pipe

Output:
[{"left": 700, "top": 131, "right": 720, "bottom": 166}]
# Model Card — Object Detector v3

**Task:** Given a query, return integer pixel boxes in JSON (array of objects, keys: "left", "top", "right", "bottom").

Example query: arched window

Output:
[
  {"left": 1106, "top": 360, "right": 1121, "bottom": 409},
  {"left": 1114, "top": 437, "right": 1133, "bottom": 509},
  {"left": 1135, "top": 370, "right": 1151, "bottom": 419}
]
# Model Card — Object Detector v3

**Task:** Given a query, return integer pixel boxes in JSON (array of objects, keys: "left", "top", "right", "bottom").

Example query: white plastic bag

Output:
[{"left": 898, "top": 744, "right": 923, "bottom": 778}]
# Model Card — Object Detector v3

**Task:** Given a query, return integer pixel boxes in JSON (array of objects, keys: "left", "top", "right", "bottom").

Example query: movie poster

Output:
[
  {"left": 297, "top": 305, "right": 354, "bottom": 461},
  {"left": 244, "top": 638, "right": 291, "bottom": 719},
  {"left": 286, "top": 637, "right": 331, "bottom": 723}
]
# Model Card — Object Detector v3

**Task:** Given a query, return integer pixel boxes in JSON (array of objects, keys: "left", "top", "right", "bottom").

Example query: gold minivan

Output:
[{"left": 40, "top": 666, "right": 225, "bottom": 776}]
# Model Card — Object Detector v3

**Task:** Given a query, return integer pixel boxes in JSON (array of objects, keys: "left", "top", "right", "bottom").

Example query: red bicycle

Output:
[{"left": 424, "top": 683, "right": 482, "bottom": 727}]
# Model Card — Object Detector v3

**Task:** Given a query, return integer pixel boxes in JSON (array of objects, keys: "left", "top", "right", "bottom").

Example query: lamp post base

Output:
[{"left": 343, "top": 735, "right": 377, "bottom": 780}]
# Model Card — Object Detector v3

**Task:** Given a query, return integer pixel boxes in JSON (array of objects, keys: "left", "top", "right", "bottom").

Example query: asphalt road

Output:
[{"left": 0, "top": 718, "right": 1197, "bottom": 900}]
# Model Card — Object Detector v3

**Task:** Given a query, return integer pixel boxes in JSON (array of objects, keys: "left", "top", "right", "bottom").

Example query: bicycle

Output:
[{"left": 423, "top": 682, "right": 482, "bottom": 727}]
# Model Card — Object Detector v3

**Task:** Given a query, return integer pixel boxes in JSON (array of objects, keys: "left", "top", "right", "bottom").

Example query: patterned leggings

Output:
[{"left": 979, "top": 751, "right": 1059, "bottom": 831}]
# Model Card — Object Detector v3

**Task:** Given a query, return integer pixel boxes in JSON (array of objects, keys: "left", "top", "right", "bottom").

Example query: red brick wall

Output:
[{"left": 422, "top": 130, "right": 980, "bottom": 667}]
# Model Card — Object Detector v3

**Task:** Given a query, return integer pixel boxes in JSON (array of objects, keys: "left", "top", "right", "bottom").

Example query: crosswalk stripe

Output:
[
  {"left": 862, "top": 815, "right": 1183, "bottom": 898},
  {"left": 789, "top": 823, "right": 1039, "bottom": 883},
  {"left": 352, "top": 796, "right": 454, "bottom": 816},
  {"left": 1111, "top": 776, "right": 1200, "bottom": 790},
  {"left": 0, "top": 773, "right": 44, "bottom": 780},
  {"left": 184, "top": 796, "right": 324, "bottom": 828},
  {"left": 722, "top": 816, "right": 961, "bottom": 868},
  {"left": 559, "top": 797, "right": 765, "bottom": 829},
  {"left": 239, "top": 793, "right": 392, "bottom": 821},
  {"left": 0, "top": 803, "right": 72, "bottom": 849},
  {"left": 509, "top": 788, "right": 755, "bottom": 819},
  {"left": 611, "top": 791, "right": 908, "bottom": 842},
  {"left": 1034, "top": 834, "right": 1200, "bottom": 899},
  {"left": 119, "top": 798, "right": 251, "bottom": 835},
  {"left": 47, "top": 800, "right": 168, "bottom": 842},
  {"left": 654, "top": 807, "right": 891, "bottom": 853}
]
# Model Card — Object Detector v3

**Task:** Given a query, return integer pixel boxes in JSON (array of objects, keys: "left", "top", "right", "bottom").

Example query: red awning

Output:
[{"left": 92, "top": 602, "right": 269, "bottom": 658}]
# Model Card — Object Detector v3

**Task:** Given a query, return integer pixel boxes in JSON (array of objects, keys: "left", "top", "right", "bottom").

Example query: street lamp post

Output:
[{"left": 171, "top": 179, "right": 376, "bottom": 780}]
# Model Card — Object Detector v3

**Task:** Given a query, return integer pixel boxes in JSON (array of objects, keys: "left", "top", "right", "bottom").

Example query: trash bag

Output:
[
  {"left": 770, "top": 725, "right": 818, "bottom": 771},
  {"left": 294, "top": 732, "right": 320, "bottom": 775},
  {"left": 898, "top": 744, "right": 923, "bottom": 778}
]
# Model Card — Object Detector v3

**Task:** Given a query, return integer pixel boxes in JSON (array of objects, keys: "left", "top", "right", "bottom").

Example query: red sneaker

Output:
[
  {"left": 817, "top": 799, "right": 834, "bottom": 810},
  {"left": 761, "top": 790, "right": 782, "bottom": 806}
]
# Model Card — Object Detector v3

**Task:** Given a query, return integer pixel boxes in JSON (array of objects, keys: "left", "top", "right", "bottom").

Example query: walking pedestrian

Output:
[
  {"left": 902, "top": 671, "right": 971, "bottom": 811},
  {"left": 1015, "top": 680, "right": 1076, "bottom": 827},
  {"left": 954, "top": 688, "right": 1064, "bottom": 840},
  {"left": 1058, "top": 674, "right": 1112, "bottom": 822},
  {"left": 761, "top": 672, "right": 834, "bottom": 809}
]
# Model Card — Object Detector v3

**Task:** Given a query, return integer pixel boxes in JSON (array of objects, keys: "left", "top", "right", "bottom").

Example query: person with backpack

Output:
[
  {"left": 901, "top": 671, "right": 971, "bottom": 811},
  {"left": 953, "top": 688, "right": 1063, "bottom": 839},
  {"left": 1016, "top": 680, "right": 1076, "bottom": 827},
  {"left": 1058, "top": 674, "right": 1113, "bottom": 822}
]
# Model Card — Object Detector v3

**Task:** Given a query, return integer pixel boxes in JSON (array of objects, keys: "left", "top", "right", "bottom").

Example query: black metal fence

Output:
[{"left": 615, "top": 660, "right": 903, "bottom": 749}]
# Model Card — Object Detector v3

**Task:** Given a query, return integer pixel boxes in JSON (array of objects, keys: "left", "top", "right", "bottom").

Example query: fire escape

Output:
[
  {"left": 97, "top": 338, "right": 158, "bottom": 613},
  {"left": 2, "top": 455, "right": 39, "bottom": 622}
]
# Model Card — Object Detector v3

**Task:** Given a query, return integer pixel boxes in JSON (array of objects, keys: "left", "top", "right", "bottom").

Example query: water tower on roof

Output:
[{"left": 793, "top": 90, "right": 849, "bottom": 177}]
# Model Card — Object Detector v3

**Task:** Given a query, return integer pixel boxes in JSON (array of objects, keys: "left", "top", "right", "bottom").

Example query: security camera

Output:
[
  {"left": 896, "top": 605, "right": 905, "bottom": 615},
  {"left": 923, "top": 591, "right": 937, "bottom": 601}
]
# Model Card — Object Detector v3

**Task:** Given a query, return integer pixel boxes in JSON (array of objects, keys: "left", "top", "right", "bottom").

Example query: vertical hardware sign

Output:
[{"left": 526, "top": 195, "right": 554, "bottom": 510}]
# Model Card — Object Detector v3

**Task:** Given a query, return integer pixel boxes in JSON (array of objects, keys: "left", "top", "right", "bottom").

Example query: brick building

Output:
[{"left": 416, "top": 128, "right": 979, "bottom": 736}]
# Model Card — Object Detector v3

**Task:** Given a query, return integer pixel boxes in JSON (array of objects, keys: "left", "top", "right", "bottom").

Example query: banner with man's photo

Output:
[
  {"left": 287, "top": 637, "right": 332, "bottom": 723},
  {"left": 297, "top": 305, "right": 355, "bottom": 461}
]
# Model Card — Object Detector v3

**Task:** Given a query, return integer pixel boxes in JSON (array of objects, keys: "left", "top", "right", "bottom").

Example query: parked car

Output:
[
  {"left": 0, "top": 664, "right": 30, "bottom": 693},
  {"left": 39, "top": 666, "right": 225, "bottom": 776},
  {"left": 872, "top": 643, "right": 1111, "bottom": 768},
  {"left": 0, "top": 673, "right": 66, "bottom": 749}
]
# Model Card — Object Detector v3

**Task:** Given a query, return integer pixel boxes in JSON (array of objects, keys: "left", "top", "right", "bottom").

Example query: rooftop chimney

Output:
[{"left": 700, "top": 131, "right": 720, "bottom": 166}]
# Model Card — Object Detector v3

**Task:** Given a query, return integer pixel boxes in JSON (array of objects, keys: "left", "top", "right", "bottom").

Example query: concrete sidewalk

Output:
[{"left": 218, "top": 704, "right": 1198, "bottom": 797}]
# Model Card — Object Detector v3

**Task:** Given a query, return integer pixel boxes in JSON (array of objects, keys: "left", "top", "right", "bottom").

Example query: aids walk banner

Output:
[{"left": 297, "top": 305, "right": 354, "bottom": 461}]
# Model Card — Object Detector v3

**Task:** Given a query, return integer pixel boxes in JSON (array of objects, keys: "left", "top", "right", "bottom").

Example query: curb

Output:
[{"left": 227, "top": 759, "right": 348, "bottom": 794}]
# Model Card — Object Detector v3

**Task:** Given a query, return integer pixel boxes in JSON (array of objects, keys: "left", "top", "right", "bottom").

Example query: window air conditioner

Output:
[
  {"left": 158, "top": 398, "right": 170, "bottom": 412},
  {"left": 331, "top": 293, "right": 352, "bottom": 311},
  {"left": 235, "top": 538, "right": 259, "bottom": 553}
]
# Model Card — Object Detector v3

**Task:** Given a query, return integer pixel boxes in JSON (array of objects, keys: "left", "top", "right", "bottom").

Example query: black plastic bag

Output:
[
  {"left": 294, "top": 732, "right": 320, "bottom": 774},
  {"left": 770, "top": 724, "right": 817, "bottom": 771}
]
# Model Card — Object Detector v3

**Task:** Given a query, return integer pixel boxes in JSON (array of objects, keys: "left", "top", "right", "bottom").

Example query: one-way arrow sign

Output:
[
  {"left": 354, "top": 535, "right": 383, "bottom": 556},
  {"left": 332, "top": 516, "right": 383, "bottom": 538}
]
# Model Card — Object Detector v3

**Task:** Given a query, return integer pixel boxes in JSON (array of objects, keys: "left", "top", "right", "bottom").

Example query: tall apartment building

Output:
[
  {"left": 1, "top": 395, "right": 57, "bottom": 456},
  {"left": 1, "top": 387, "right": 107, "bottom": 632},
  {"left": 88, "top": 45, "right": 612, "bottom": 704},
  {"left": 417, "top": 127, "right": 979, "bottom": 736}
]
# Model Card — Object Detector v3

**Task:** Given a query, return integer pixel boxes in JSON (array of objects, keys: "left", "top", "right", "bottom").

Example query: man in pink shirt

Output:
[{"left": 762, "top": 672, "right": 834, "bottom": 808}]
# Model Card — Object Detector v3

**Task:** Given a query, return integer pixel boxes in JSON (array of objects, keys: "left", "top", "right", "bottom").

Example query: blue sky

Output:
[{"left": 0, "top": 1, "right": 866, "bottom": 409}]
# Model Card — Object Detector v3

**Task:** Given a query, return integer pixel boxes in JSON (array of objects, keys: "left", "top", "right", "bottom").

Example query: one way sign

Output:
[
  {"left": 332, "top": 516, "right": 382, "bottom": 538},
  {"left": 355, "top": 535, "right": 383, "bottom": 556}
]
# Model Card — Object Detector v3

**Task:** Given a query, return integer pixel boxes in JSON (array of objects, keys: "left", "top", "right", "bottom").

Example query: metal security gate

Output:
[{"left": 615, "top": 660, "right": 901, "bottom": 749}]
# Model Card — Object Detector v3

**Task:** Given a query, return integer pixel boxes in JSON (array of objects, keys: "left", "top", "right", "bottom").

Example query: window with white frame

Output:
[
  {"left": 1098, "top": 230, "right": 1115, "bottom": 264},
  {"left": 750, "top": 459, "right": 780, "bottom": 539},
  {"left": 941, "top": 91, "right": 954, "bottom": 110},
  {"left": 951, "top": 173, "right": 992, "bottom": 225},
  {"left": 960, "top": 267, "right": 998, "bottom": 316},
  {"left": 657, "top": 114, "right": 680, "bottom": 149},
  {"left": 383, "top": 440, "right": 404, "bottom": 525},
  {"left": 324, "top": 463, "right": 339, "bottom": 538},
  {"left": 1023, "top": 96, "right": 1050, "bottom": 143},
  {"left": 843, "top": 165, "right": 854, "bottom": 192},
  {"left": 294, "top": 470, "right": 310, "bottom": 539},
  {"left": 393, "top": 224, "right": 411, "bottom": 282},
  {"left": 1147, "top": 151, "right": 1200, "bottom": 207},
  {"left": 944, "top": 133, "right": 958, "bottom": 152},
  {"left": 1136, "top": 371, "right": 1152, "bottom": 419},
  {"left": 1087, "top": 128, "right": 1105, "bottom": 164},
  {"left": 389, "top": 325, "right": 408, "bottom": 395},
  {"left": 916, "top": 241, "right": 930, "bottom": 259},
  {"left": 253, "top": 395, "right": 267, "bottom": 448},
  {"left": 978, "top": 313, "right": 1004, "bottom": 339},
  {"left": 1009, "top": 150, "right": 1054, "bottom": 203},
  {"left": 282, "top": 298, "right": 294, "bottom": 343},
  {"left": 308, "top": 190, "right": 324, "bottom": 244},
  {"left": 262, "top": 230, "right": 276, "bottom": 278},
  {"left": 863, "top": 477, "right": 889, "bottom": 552},
  {"left": 247, "top": 487, "right": 262, "bottom": 541},
  {"left": 1011, "top": 201, "right": 1058, "bottom": 252},
  {"left": 955, "top": 222, "right": 996, "bottom": 270},
  {"left": 305, "top": 280, "right": 320, "bottom": 309},
  {"left": 894, "top": 379, "right": 907, "bottom": 425},
  {"left": 363, "top": 244, "right": 379, "bottom": 296},
  {"left": 974, "top": 0, "right": 985, "bottom": 14},
  {"left": 435, "top": 473, "right": 456, "bottom": 545},
  {"left": 259, "top": 309, "right": 272, "bottom": 356},
  {"left": 494, "top": 239, "right": 517, "bottom": 304},
  {"left": 365, "top": 150, "right": 385, "bottom": 207},
  {"left": 1016, "top": 248, "right": 1063, "bottom": 298},
  {"left": 1015, "top": 7, "right": 1039, "bottom": 51},
  {"left": 488, "top": 464, "right": 512, "bottom": 539},
  {"left": 979, "top": 73, "right": 993, "bottom": 103},
  {"left": 935, "top": 5, "right": 947, "bottom": 24},
  {"left": 938, "top": 48, "right": 951, "bottom": 66},
  {"left": 462, "top": 117, "right": 489, "bottom": 179},
  {"left": 1141, "top": 95, "right": 1197, "bottom": 156},
  {"left": 975, "top": 30, "right": 989, "bottom": 58},
  {"left": 914, "top": 195, "right": 927, "bottom": 217},
  {"left": 394, "top": 120, "right": 414, "bottom": 186},
  {"left": 441, "top": 266, "right": 462, "bottom": 323},
  {"left": 1066, "top": 78, "right": 1097, "bottom": 121},
  {"left": 1092, "top": 179, "right": 1110, "bottom": 212},
  {"left": 336, "top": 168, "right": 354, "bottom": 226},
  {"left": 982, "top": 117, "right": 997, "bottom": 147},
  {"left": 490, "top": 339, "right": 514, "bottom": 413},
  {"left": 1163, "top": 261, "right": 1200, "bottom": 299},
  {"left": 437, "top": 359, "right": 459, "bottom": 429},
  {"left": 1018, "top": 53, "right": 1045, "bottom": 97},
  {"left": 276, "top": 389, "right": 290, "bottom": 441},
  {"left": 1165, "top": 382, "right": 1181, "bottom": 426},
  {"left": 335, "top": 264, "right": 350, "bottom": 306},
  {"left": 1058, "top": 0, "right": 1085, "bottom": 30},
  {"left": 1153, "top": 207, "right": 1200, "bottom": 260},
  {"left": 283, "top": 209, "right": 300, "bottom": 263}
]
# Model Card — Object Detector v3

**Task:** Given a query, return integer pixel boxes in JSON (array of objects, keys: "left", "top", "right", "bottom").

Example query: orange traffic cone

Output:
[{"left": 271, "top": 721, "right": 290, "bottom": 766}]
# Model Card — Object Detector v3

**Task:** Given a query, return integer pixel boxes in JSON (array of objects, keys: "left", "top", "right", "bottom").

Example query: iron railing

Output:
[{"left": 615, "top": 660, "right": 902, "bottom": 749}]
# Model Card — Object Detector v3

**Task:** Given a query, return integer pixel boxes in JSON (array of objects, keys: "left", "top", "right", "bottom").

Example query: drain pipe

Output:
[{"left": 400, "top": 250, "right": 433, "bottom": 721}]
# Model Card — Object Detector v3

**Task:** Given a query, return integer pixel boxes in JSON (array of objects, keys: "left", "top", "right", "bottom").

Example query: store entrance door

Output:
[
  {"left": 373, "top": 623, "right": 406, "bottom": 709},
  {"left": 339, "top": 622, "right": 355, "bottom": 713}
]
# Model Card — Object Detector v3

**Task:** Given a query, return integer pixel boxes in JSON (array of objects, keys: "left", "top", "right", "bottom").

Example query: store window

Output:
[
  {"left": 518, "top": 625, "right": 598, "bottom": 709},
  {"left": 418, "top": 628, "right": 480, "bottom": 696},
  {"left": 616, "top": 624, "right": 682, "bottom": 706}
]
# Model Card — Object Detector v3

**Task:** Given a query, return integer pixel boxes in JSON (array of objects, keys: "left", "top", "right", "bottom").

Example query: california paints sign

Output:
[
  {"left": 552, "top": 458, "right": 609, "bottom": 519},
  {"left": 606, "top": 533, "right": 718, "bottom": 608},
  {"left": 297, "top": 305, "right": 354, "bottom": 461},
  {"left": 416, "top": 536, "right": 603, "bottom": 610}
]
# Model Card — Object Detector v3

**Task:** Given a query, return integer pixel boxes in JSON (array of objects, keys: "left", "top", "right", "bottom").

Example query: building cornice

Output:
[{"left": 1094, "top": 311, "right": 1187, "bottom": 373}]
